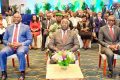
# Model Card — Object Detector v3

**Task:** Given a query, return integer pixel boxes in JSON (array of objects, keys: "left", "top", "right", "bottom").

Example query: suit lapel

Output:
[
  {"left": 57, "top": 30, "right": 63, "bottom": 43},
  {"left": 113, "top": 26, "right": 117, "bottom": 40}
]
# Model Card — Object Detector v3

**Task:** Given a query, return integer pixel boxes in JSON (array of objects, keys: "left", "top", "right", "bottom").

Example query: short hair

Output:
[{"left": 108, "top": 15, "right": 115, "bottom": 20}]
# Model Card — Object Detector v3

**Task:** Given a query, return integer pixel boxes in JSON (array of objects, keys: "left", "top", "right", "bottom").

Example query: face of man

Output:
[
  {"left": 104, "top": 14, "right": 109, "bottom": 20},
  {"left": 46, "top": 13, "right": 51, "bottom": 20},
  {"left": 97, "top": 12, "right": 102, "bottom": 17},
  {"left": 56, "top": 16, "right": 62, "bottom": 22},
  {"left": 13, "top": 13, "right": 22, "bottom": 24},
  {"left": 39, "top": 12, "right": 43, "bottom": 17},
  {"left": 107, "top": 16, "right": 115, "bottom": 26},
  {"left": 82, "top": 17, "right": 87, "bottom": 22},
  {"left": 61, "top": 19, "right": 69, "bottom": 30}
]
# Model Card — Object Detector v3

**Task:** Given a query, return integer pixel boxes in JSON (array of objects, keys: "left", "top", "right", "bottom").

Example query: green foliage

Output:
[
  {"left": 44, "top": 3, "right": 51, "bottom": 11},
  {"left": 58, "top": 55, "right": 70, "bottom": 66},
  {"left": 57, "top": 51, "right": 75, "bottom": 67},
  {"left": 55, "top": 6, "right": 59, "bottom": 11},
  {"left": 12, "top": 5, "right": 18, "bottom": 13},
  {"left": 81, "top": 2, "right": 87, "bottom": 10},
  {"left": 91, "top": 5, "right": 95, "bottom": 12},
  {"left": 34, "top": 4, "right": 40, "bottom": 15},
  {"left": 25, "top": 8, "right": 31, "bottom": 14},
  {"left": 100, "top": 1, "right": 104, "bottom": 7},
  {"left": 69, "top": 3, "right": 75, "bottom": 12},
  {"left": 62, "top": 5, "right": 66, "bottom": 10}
]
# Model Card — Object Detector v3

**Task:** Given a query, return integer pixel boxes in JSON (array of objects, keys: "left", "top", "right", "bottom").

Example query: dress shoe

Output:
[
  {"left": 107, "top": 70, "right": 113, "bottom": 78},
  {"left": 18, "top": 72, "right": 25, "bottom": 80},
  {"left": 41, "top": 48, "right": 45, "bottom": 51},
  {"left": 118, "top": 73, "right": 120, "bottom": 76},
  {"left": 1, "top": 71, "right": 7, "bottom": 80}
]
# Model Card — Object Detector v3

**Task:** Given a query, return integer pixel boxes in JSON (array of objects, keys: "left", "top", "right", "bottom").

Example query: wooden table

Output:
[{"left": 46, "top": 64, "right": 84, "bottom": 80}]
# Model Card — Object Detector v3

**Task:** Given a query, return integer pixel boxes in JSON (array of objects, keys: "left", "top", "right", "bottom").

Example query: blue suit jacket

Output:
[{"left": 3, "top": 23, "right": 32, "bottom": 46}]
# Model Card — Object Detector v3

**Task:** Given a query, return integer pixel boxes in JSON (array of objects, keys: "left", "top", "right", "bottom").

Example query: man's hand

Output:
[
  {"left": 13, "top": 42, "right": 22, "bottom": 49},
  {"left": 109, "top": 45, "right": 118, "bottom": 50},
  {"left": 8, "top": 43, "right": 14, "bottom": 48},
  {"left": 8, "top": 42, "right": 22, "bottom": 49}
]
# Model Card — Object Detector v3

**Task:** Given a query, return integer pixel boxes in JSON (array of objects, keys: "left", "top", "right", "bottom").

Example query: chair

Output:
[
  {"left": 45, "top": 49, "right": 81, "bottom": 66},
  {"left": 98, "top": 44, "right": 107, "bottom": 76},
  {"left": 8, "top": 54, "right": 30, "bottom": 67},
  {"left": 113, "top": 53, "right": 120, "bottom": 68},
  {"left": 32, "top": 34, "right": 42, "bottom": 48},
  {"left": 98, "top": 44, "right": 120, "bottom": 76}
]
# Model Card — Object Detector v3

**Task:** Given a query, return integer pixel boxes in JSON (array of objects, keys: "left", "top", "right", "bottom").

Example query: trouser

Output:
[
  {"left": 41, "top": 34, "right": 47, "bottom": 49},
  {"left": 101, "top": 47, "right": 120, "bottom": 71},
  {"left": 0, "top": 46, "right": 29, "bottom": 71}
]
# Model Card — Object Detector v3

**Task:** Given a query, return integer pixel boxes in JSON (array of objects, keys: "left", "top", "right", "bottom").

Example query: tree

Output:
[{"left": 44, "top": 3, "right": 51, "bottom": 11}]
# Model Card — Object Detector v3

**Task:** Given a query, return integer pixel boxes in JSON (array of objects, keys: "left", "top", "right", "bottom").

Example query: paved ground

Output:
[{"left": 0, "top": 43, "right": 120, "bottom": 80}]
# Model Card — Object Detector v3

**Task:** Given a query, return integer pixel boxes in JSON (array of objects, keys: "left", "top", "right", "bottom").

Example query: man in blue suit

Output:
[{"left": 0, "top": 12, "right": 32, "bottom": 80}]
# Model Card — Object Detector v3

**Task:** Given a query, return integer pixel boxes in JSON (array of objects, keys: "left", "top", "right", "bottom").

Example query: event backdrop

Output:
[{"left": 8, "top": 0, "right": 120, "bottom": 14}]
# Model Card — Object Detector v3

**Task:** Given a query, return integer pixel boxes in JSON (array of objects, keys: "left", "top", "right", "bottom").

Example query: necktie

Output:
[
  {"left": 109, "top": 26, "right": 115, "bottom": 40},
  {"left": 13, "top": 24, "right": 18, "bottom": 42},
  {"left": 62, "top": 31, "right": 67, "bottom": 43}
]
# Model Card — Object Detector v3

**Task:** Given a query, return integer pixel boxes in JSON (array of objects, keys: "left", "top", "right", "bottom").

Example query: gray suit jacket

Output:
[
  {"left": 98, "top": 25, "right": 120, "bottom": 47},
  {"left": 42, "top": 19, "right": 55, "bottom": 29},
  {"left": 116, "top": 19, "right": 120, "bottom": 27},
  {"left": 48, "top": 29, "right": 80, "bottom": 52}
]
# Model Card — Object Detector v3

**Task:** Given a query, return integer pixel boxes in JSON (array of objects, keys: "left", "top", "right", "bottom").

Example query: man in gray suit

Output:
[
  {"left": 48, "top": 19, "right": 79, "bottom": 63},
  {"left": 99, "top": 15, "right": 120, "bottom": 78},
  {"left": 48, "top": 18, "right": 79, "bottom": 52},
  {"left": 41, "top": 13, "right": 55, "bottom": 51}
]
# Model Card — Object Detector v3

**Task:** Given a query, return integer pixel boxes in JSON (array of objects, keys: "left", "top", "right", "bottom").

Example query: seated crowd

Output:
[{"left": 0, "top": 4, "right": 120, "bottom": 79}]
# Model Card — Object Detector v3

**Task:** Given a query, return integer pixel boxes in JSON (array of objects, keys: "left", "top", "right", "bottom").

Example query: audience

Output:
[
  {"left": 77, "top": 15, "right": 93, "bottom": 49},
  {"left": 41, "top": 12, "right": 55, "bottom": 51},
  {"left": 0, "top": 3, "right": 120, "bottom": 79},
  {"left": 30, "top": 15, "right": 41, "bottom": 49}
]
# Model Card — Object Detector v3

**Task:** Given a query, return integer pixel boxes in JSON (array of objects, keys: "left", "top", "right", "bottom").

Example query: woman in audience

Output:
[
  {"left": 0, "top": 19, "right": 5, "bottom": 44},
  {"left": 0, "top": 14, "right": 7, "bottom": 28},
  {"left": 77, "top": 15, "right": 92, "bottom": 49},
  {"left": 30, "top": 15, "right": 41, "bottom": 49}
]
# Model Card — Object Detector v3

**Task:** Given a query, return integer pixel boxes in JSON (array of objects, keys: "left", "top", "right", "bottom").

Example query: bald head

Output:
[
  {"left": 61, "top": 19, "right": 69, "bottom": 30},
  {"left": 13, "top": 12, "right": 22, "bottom": 24},
  {"left": 107, "top": 15, "right": 116, "bottom": 26}
]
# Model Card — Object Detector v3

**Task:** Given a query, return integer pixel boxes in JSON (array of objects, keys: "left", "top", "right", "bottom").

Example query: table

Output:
[{"left": 46, "top": 64, "right": 84, "bottom": 80}]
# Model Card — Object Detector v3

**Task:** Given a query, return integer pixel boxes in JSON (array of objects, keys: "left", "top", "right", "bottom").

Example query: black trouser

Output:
[
  {"left": 41, "top": 29, "right": 48, "bottom": 49},
  {"left": 0, "top": 33, "right": 4, "bottom": 43}
]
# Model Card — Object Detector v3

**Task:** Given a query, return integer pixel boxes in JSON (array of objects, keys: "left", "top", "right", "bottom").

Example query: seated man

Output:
[
  {"left": 48, "top": 18, "right": 80, "bottom": 63},
  {"left": 99, "top": 15, "right": 120, "bottom": 78},
  {"left": 0, "top": 12, "right": 32, "bottom": 80}
]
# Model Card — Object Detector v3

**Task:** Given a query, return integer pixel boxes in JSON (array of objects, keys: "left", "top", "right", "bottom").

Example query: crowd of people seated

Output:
[{"left": 0, "top": 3, "right": 120, "bottom": 80}]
